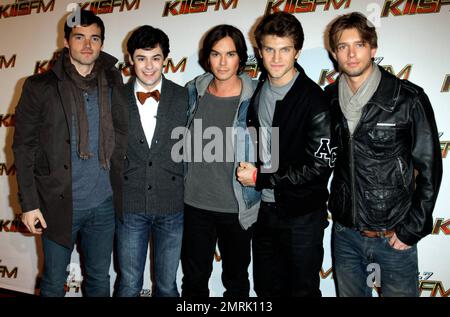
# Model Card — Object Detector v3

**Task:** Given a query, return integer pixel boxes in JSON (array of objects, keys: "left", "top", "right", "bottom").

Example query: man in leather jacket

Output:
[
  {"left": 237, "top": 12, "right": 333, "bottom": 296},
  {"left": 325, "top": 12, "right": 442, "bottom": 297}
]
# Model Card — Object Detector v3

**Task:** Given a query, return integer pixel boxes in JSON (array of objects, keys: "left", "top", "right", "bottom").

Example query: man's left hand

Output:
[{"left": 389, "top": 233, "right": 411, "bottom": 250}]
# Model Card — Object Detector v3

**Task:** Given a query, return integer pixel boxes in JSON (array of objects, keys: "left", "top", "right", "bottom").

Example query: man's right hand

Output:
[{"left": 21, "top": 209, "right": 47, "bottom": 234}]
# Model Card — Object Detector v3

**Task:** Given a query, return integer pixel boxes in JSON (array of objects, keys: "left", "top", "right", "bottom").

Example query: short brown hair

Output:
[
  {"left": 254, "top": 12, "right": 304, "bottom": 51},
  {"left": 328, "top": 12, "right": 377, "bottom": 52}
]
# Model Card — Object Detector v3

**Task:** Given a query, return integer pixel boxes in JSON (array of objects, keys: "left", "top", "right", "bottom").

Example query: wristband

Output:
[{"left": 252, "top": 169, "right": 257, "bottom": 184}]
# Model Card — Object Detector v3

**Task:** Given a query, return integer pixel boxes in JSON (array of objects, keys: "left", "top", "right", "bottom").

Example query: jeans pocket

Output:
[{"left": 383, "top": 238, "right": 416, "bottom": 254}]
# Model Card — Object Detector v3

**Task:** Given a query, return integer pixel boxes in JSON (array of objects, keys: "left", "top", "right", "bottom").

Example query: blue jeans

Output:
[
  {"left": 40, "top": 196, "right": 115, "bottom": 297},
  {"left": 115, "top": 211, "right": 183, "bottom": 297},
  {"left": 333, "top": 221, "right": 419, "bottom": 297}
]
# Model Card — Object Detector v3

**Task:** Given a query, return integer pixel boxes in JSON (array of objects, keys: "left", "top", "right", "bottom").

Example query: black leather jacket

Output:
[
  {"left": 325, "top": 66, "right": 442, "bottom": 246},
  {"left": 247, "top": 64, "right": 334, "bottom": 215}
]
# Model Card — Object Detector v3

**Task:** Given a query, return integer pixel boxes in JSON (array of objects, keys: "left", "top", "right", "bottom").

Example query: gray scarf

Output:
[{"left": 339, "top": 63, "right": 381, "bottom": 134}]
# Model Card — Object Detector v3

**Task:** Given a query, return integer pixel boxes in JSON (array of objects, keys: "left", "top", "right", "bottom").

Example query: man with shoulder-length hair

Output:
[
  {"left": 14, "top": 10, "right": 127, "bottom": 297},
  {"left": 325, "top": 12, "right": 442, "bottom": 297},
  {"left": 181, "top": 24, "right": 260, "bottom": 297}
]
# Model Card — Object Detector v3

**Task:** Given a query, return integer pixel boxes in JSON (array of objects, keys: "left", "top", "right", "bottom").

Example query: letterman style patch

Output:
[{"left": 315, "top": 138, "right": 337, "bottom": 168}]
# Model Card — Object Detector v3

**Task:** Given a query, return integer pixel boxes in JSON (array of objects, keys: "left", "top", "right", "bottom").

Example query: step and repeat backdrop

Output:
[{"left": 0, "top": 0, "right": 449, "bottom": 297}]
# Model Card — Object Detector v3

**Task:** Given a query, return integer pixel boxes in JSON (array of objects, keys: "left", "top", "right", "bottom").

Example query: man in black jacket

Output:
[
  {"left": 14, "top": 10, "right": 127, "bottom": 296},
  {"left": 237, "top": 12, "right": 333, "bottom": 296},
  {"left": 325, "top": 12, "right": 442, "bottom": 297},
  {"left": 115, "top": 26, "right": 188, "bottom": 297}
]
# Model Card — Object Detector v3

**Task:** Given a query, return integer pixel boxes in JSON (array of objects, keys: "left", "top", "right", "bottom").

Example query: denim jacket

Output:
[{"left": 184, "top": 72, "right": 261, "bottom": 229}]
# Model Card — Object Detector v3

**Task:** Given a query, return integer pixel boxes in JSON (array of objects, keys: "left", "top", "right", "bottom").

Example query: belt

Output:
[{"left": 360, "top": 229, "right": 395, "bottom": 238}]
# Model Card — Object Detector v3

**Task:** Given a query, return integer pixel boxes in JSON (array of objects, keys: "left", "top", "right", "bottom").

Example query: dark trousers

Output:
[
  {"left": 252, "top": 202, "right": 328, "bottom": 297},
  {"left": 181, "top": 204, "right": 252, "bottom": 297}
]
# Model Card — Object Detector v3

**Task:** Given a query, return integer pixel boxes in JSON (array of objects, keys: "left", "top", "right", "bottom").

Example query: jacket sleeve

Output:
[
  {"left": 12, "top": 78, "right": 42, "bottom": 213},
  {"left": 255, "top": 109, "right": 334, "bottom": 190},
  {"left": 395, "top": 91, "right": 443, "bottom": 246}
]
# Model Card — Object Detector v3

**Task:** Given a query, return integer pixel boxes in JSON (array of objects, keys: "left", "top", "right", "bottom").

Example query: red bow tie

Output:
[{"left": 137, "top": 90, "right": 160, "bottom": 104}]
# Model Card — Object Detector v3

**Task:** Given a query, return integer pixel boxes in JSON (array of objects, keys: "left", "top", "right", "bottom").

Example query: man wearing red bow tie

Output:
[{"left": 115, "top": 25, "right": 188, "bottom": 297}]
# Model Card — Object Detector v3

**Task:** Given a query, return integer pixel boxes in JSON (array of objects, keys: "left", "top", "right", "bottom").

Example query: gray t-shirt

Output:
[
  {"left": 259, "top": 72, "right": 299, "bottom": 202},
  {"left": 184, "top": 91, "right": 240, "bottom": 213}
]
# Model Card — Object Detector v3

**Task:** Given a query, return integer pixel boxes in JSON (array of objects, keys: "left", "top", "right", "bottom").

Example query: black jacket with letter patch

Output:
[{"left": 247, "top": 63, "right": 334, "bottom": 215}]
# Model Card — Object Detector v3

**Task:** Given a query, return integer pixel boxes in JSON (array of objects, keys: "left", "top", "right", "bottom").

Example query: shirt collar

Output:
[{"left": 134, "top": 78, "right": 162, "bottom": 94}]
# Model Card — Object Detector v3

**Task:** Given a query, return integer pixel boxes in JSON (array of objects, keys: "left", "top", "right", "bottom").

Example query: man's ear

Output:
[{"left": 370, "top": 47, "right": 377, "bottom": 59}]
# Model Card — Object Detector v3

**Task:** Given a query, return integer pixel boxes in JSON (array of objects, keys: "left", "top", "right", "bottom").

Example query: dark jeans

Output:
[
  {"left": 40, "top": 196, "right": 115, "bottom": 297},
  {"left": 181, "top": 204, "right": 252, "bottom": 297},
  {"left": 333, "top": 221, "right": 419, "bottom": 297},
  {"left": 252, "top": 202, "right": 328, "bottom": 297},
  {"left": 115, "top": 211, "right": 183, "bottom": 297}
]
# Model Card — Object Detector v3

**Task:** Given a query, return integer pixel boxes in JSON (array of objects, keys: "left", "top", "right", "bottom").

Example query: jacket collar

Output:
[
  {"left": 52, "top": 48, "right": 120, "bottom": 86},
  {"left": 329, "top": 65, "right": 401, "bottom": 112},
  {"left": 256, "top": 62, "right": 310, "bottom": 103}
]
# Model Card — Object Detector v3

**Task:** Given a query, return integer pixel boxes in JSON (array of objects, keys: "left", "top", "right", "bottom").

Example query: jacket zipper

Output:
[
  {"left": 397, "top": 157, "right": 407, "bottom": 190},
  {"left": 343, "top": 103, "right": 370, "bottom": 227}
]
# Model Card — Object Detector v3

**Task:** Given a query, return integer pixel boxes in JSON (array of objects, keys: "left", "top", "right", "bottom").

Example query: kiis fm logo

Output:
[
  {"left": 0, "top": 163, "right": 15, "bottom": 176},
  {"left": 318, "top": 57, "right": 412, "bottom": 86},
  {"left": 442, "top": 75, "right": 450, "bottom": 93},
  {"left": 79, "top": 0, "right": 140, "bottom": 14},
  {"left": 381, "top": 0, "right": 450, "bottom": 17},
  {"left": 34, "top": 51, "right": 60, "bottom": 75},
  {"left": 265, "top": 0, "right": 351, "bottom": 15},
  {"left": 0, "top": 0, "right": 54, "bottom": 19},
  {"left": 439, "top": 133, "right": 449, "bottom": 159},
  {"left": 119, "top": 57, "right": 187, "bottom": 77},
  {"left": 432, "top": 218, "right": 450, "bottom": 235},
  {"left": 65, "top": 263, "right": 82, "bottom": 294},
  {"left": 0, "top": 54, "right": 16, "bottom": 70},
  {"left": 0, "top": 260, "right": 18, "bottom": 279},
  {"left": 320, "top": 267, "right": 333, "bottom": 279},
  {"left": 0, "top": 216, "right": 28, "bottom": 233},
  {"left": 419, "top": 272, "right": 450, "bottom": 297},
  {"left": 163, "top": 0, "right": 238, "bottom": 17},
  {"left": 243, "top": 56, "right": 260, "bottom": 79},
  {"left": 0, "top": 114, "right": 15, "bottom": 127}
]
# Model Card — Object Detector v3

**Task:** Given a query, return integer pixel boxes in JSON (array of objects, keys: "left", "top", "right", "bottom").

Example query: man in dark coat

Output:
[{"left": 13, "top": 10, "right": 127, "bottom": 297}]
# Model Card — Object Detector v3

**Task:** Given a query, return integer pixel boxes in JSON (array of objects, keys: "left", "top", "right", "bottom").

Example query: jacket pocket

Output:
[
  {"left": 363, "top": 187, "right": 406, "bottom": 226},
  {"left": 367, "top": 127, "right": 396, "bottom": 158},
  {"left": 242, "top": 186, "right": 261, "bottom": 209}
]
